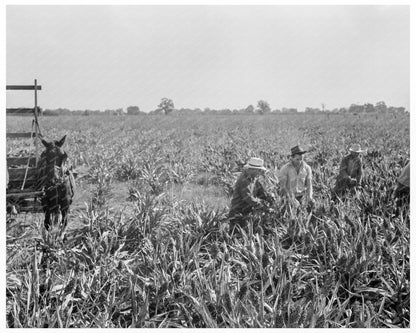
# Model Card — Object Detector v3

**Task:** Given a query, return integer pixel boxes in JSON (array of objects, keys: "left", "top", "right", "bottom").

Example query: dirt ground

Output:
[{"left": 7, "top": 178, "right": 229, "bottom": 238}]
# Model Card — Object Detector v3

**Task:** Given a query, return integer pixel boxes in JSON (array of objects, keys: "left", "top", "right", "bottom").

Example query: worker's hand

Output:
[{"left": 266, "top": 206, "right": 275, "bottom": 214}]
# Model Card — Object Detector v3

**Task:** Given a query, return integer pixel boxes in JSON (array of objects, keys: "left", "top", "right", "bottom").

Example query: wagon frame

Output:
[{"left": 6, "top": 79, "right": 44, "bottom": 213}]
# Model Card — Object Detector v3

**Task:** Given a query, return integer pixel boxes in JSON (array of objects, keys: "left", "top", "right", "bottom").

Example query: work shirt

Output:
[
  {"left": 397, "top": 162, "right": 410, "bottom": 188},
  {"left": 229, "top": 171, "right": 270, "bottom": 218},
  {"left": 336, "top": 154, "right": 362, "bottom": 184},
  {"left": 279, "top": 160, "right": 313, "bottom": 198}
]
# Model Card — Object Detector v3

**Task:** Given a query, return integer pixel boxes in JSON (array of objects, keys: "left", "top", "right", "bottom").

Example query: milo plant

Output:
[
  {"left": 137, "top": 159, "right": 170, "bottom": 196},
  {"left": 6, "top": 113, "right": 409, "bottom": 328}
]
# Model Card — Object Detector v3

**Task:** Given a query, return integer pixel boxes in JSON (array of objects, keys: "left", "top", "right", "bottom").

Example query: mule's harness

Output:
[{"left": 42, "top": 166, "right": 73, "bottom": 195}]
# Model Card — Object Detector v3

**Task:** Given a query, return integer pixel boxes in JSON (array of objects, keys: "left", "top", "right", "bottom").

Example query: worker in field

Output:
[
  {"left": 394, "top": 161, "right": 409, "bottom": 208},
  {"left": 332, "top": 143, "right": 365, "bottom": 199},
  {"left": 279, "top": 145, "right": 315, "bottom": 212},
  {"left": 228, "top": 157, "right": 275, "bottom": 234}
]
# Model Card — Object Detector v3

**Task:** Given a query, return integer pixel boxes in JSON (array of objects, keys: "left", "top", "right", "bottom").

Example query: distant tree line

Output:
[{"left": 38, "top": 99, "right": 408, "bottom": 116}]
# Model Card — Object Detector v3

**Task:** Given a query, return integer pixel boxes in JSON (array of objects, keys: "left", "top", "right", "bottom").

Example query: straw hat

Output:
[
  {"left": 349, "top": 143, "right": 365, "bottom": 153},
  {"left": 244, "top": 157, "right": 267, "bottom": 171}
]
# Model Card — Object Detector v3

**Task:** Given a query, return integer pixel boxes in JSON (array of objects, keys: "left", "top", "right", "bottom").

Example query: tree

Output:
[
  {"left": 245, "top": 105, "right": 255, "bottom": 114},
  {"left": 375, "top": 101, "right": 387, "bottom": 114},
  {"left": 282, "top": 107, "right": 298, "bottom": 113},
  {"left": 348, "top": 104, "right": 364, "bottom": 114},
  {"left": 396, "top": 107, "right": 406, "bottom": 114},
  {"left": 158, "top": 98, "right": 174, "bottom": 115},
  {"left": 257, "top": 100, "right": 271, "bottom": 115},
  {"left": 305, "top": 107, "right": 320, "bottom": 114},
  {"left": 363, "top": 103, "right": 375, "bottom": 113},
  {"left": 127, "top": 106, "right": 141, "bottom": 115}
]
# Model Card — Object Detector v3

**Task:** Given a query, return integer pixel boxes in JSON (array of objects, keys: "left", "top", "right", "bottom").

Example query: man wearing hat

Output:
[
  {"left": 332, "top": 143, "right": 365, "bottom": 198},
  {"left": 228, "top": 157, "right": 274, "bottom": 233},
  {"left": 279, "top": 145, "right": 314, "bottom": 208}
]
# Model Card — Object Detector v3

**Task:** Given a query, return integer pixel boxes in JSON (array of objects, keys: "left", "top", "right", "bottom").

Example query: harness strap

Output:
[{"left": 43, "top": 169, "right": 74, "bottom": 192}]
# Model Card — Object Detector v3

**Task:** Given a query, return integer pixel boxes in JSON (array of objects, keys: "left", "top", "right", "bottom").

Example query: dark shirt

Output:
[
  {"left": 336, "top": 154, "right": 362, "bottom": 184},
  {"left": 229, "top": 171, "right": 270, "bottom": 218}
]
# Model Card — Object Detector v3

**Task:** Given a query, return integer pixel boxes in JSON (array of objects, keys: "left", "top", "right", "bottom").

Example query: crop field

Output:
[{"left": 6, "top": 113, "right": 410, "bottom": 328}]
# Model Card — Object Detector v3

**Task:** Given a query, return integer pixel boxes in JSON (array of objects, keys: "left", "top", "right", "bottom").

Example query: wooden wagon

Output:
[{"left": 6, "top": 80, "right": 44, "bottom": 213}]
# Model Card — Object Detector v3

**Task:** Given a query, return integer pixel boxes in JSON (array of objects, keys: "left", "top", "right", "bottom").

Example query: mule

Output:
[{"left": 37, "top": 135, "right": 75, "bottom": 235}]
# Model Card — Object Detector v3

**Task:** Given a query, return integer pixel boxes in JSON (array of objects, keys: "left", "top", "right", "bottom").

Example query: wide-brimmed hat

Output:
[
  {"left": 349, "top": 143, "right": 365, "bottom": 153},
  {"left": 244, "top": 157, "right": 267, "bottom": 171},
  {"left": 291, "top": 145, "right": 308, "bottom": 156}
]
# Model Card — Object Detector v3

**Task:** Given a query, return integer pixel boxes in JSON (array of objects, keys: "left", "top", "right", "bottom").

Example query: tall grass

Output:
[{"left": 6, "top": 113, "right": 409, "bottom": 327}]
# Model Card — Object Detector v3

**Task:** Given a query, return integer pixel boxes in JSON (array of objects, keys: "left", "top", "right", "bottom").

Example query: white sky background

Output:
[{"left": 6, "top": 5, "right": 410, "bottom": 112}]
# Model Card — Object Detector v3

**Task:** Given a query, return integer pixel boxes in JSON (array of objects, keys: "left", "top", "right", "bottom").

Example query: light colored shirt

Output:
[
  {"left": 279, "top": 160, "right": 313, "bottom": 198},
  {"left": 397, "top": 162, "right": 410, "bottom": 188}
]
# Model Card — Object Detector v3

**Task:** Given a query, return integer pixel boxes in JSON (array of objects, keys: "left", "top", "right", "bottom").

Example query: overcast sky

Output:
[{"left": 6, "top": 5, "right": 410, "bottom": 112}]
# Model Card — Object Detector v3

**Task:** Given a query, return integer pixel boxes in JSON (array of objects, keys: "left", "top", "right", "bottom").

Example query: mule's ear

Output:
[
  {"left": 56, "top": 135, "right": 67, "bottom": 147},
  {"left": 41, "top": 139, "right": 52, "bottom": 148}
]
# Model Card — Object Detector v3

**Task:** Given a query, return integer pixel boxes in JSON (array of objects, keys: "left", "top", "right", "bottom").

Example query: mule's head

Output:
[{"left": 40, "top": 135, "right": 68, "bottom": 167}]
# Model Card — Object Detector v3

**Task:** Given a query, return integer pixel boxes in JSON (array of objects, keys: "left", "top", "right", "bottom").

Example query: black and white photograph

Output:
[{"left": 4, "top": 2, "right": 412, "bottom": 329}]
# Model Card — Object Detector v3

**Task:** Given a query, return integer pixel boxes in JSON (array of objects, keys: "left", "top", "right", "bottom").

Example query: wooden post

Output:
[{"left": 34, "top": 79, "right": 39, "bottom": 167}]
